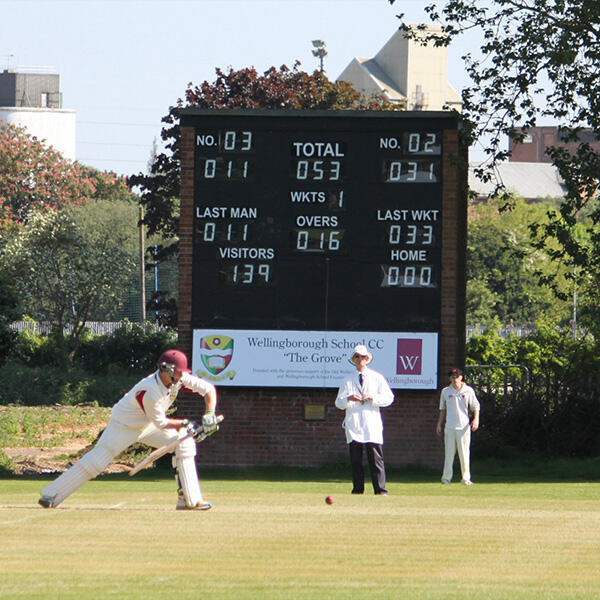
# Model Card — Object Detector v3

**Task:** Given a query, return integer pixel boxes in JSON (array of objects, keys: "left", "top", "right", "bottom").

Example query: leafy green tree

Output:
[
  {"left": 390, "top": 0, "right": 600, "bottom": 325},
  {"left": 467, "top": 197, "right": 573, "bottom": 326},
  {"left": 3, "top": 200, "right": 137, "bottom": 362}
]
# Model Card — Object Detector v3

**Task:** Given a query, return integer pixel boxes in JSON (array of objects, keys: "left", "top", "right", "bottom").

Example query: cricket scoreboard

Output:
[{"left": 179, "top": 110, "right": 465, "bottom": 389}]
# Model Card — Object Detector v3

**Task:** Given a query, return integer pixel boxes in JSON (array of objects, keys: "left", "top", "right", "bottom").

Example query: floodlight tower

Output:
[{"left": 311, "top": 40, "right": 327, "bottom": 73}]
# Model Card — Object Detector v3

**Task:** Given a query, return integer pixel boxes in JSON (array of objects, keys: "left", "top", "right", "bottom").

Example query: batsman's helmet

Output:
[{"left": 158, "top": 349, "right": 190, "bottom": 375}]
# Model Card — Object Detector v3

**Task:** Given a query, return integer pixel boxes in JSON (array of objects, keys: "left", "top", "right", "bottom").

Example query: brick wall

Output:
[{"left": 178, "top": 121, "right": 467, "bottom": 469}]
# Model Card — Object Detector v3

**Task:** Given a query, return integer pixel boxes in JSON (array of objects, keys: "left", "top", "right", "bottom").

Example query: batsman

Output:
[{"left": 38, "top": 349, "right": 220, "bottom": 510}]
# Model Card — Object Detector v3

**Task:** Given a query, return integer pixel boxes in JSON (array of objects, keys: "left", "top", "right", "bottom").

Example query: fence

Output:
[{"left": 11, "top": 321, "right": 139, "bottom": 336}]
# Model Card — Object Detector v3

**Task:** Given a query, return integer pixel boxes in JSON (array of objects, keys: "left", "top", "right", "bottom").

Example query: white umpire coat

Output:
[
  {"left": 110, "top": 370, "right": 215, "bottom": 431},
  {"left": 335, "top": 367, "right": 394, "bottom": 444}
]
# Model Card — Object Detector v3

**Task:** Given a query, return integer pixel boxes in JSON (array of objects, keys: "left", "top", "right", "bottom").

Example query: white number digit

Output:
[
  {"left": 423, "top": 226, "right": 433, "bottom": 245},
  {"left": 407, "top": 225, "right": 417, "bottom": 244},
  {"left": 241, "top": 131, "right": 252, "bottom": 151},
  {"left": 204, "top": 159, "right": 216, "bottom": 178},
  {"left": 313, "top": 161, "right": 324, "bottom": 180},
  {"left": 329, "top": 231, "right": 340, "bottom": 250},
  {"left": 389, "top": 161, "right": 402, "bottom": 182},
  {"left": 407, "top": 161, "right": 418, "bottom": 181},
  {"left": 242, "top": 264, "right": 254, "bottom": 283},
  {"left": 389, "top": 225, "right": 401, "bottom": 244},
  {"left": 258, "top": 264, "right": 270, "bottom": 282},
  {"left": 408, "top": 133, "right": 420, "bottom": 153},
  {"left": 297, "top": 230, "right": 309, "bottom": 250},
  {"left": 224, "top": 131, "right": 236, "bottom": 150},
  {"left": 387, "top": 266, "right": 399, "bottom": 286},
  {"left": 203, "top": 222, "right": 215, "bottom": 242},
  {"left": 424, "top": 133, "right": 436, "bottom": 153},
  {"left": 329, "top": 161, "right": 341, "bottom": 181},
  {"left": 297, "top": 161, "right": 308, "bottom": 180},
  {"left": 420, "top": 267, "right": 432, "bottom": 286},
  {"left": 405, "top": 267, "right": 416, "bottom": 286}
]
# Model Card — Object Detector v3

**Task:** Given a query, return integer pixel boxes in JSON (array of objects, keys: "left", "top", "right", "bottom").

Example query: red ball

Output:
[{"left": 325, "top": 495, "right": 334, "bottom": 505}]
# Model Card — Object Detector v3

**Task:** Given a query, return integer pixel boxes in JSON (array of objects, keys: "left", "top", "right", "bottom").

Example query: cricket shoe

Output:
[
  {"left": 38, "top": 495, "right": 57, "bottom": 508},
  {"left": 176, "top": 496, "right": 213, "bottom": 511}
]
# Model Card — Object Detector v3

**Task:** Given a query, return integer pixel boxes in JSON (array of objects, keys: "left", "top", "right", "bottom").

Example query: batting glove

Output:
[{"left": 202, "top": 410, "right": 219, "bottom": 435}]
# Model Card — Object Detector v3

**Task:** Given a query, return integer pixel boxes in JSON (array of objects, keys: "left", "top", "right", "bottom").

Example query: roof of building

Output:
[
  {"left": 469, "top": 161, "right": 567, "bottom": 199},
  {"left": 337, "top": 26, "right": 461, "bottom": 111}
]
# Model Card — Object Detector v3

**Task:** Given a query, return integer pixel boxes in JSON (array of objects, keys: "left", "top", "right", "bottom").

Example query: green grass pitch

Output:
[{"left": 1, "top": 470, "right": 599, "bottom": 599}]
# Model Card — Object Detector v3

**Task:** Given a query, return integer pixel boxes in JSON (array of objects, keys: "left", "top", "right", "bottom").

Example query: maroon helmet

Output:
[{"left": 157, "top": 349, "right": 190, "bottom": 375}]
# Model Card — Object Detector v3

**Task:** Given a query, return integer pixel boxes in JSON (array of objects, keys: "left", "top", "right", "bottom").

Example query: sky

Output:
[{"left": 1, "top": 0, "right": 477, "bottom": 176}]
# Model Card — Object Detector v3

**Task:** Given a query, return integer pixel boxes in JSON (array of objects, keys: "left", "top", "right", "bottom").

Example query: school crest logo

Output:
[{"left": 197, "top": 335, "right": 237, "bottom": 381}]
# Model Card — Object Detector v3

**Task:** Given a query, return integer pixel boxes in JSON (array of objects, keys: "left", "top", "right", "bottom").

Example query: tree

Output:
[
  {"left": 3, "top": 200, "right": 137, "bottom": 362},
  {"left": 130, "top": 63, "right": 398, "bottom": 253},
  {"left": 390, "top": 0, "right": 600, "bottom": 322},
  {"left": 0, "top": 123, "right": 96, "bottom": 226},
  {"left": 467, "top": 197, "right": 572, "bottom": 327}
]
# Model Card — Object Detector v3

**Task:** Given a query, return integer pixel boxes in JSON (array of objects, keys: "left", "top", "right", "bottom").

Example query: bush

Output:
[
  {"left": 467, "top": 325, "right": 600, "bottom": 458},
  {"left": 77, "top": 321, "right": 177, "bottom": 374},
  {"left": 0, "top": 361, "right": 142, "bottom": 406},
  {"left": 10, "top": 320, "right": 176, "bottom": 373}
]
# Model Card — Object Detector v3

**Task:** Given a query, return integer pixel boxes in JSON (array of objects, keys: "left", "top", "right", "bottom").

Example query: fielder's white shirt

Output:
[
  {"left": 439, "top": 382, "right": 480, "bottom": 430},
  {"left": 335, "top": 367, "right": 394, "bottom": 444},
  {"left": 110, "top": 370, "right": 215, "bottom": 430}
]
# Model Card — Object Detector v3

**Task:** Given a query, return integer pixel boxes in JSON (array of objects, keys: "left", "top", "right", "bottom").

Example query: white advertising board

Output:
[{"left": 192, "top": 329, "right": 438, "bottom": 389}]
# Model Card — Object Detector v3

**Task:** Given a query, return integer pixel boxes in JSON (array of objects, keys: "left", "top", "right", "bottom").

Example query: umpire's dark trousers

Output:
[{"left": 349, "top": 441, "right": 388, "bottom": 495}]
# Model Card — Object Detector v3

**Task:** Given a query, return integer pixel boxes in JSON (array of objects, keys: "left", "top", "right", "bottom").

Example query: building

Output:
[
  {"left": 509, "top": 126, "right": 600, "bottom": 163},
  {"left": 337, "top": 25, "right": 462, "bottom": 111},
  {"left": 469, "top": 161, "right": 567, "bottom": 201},
  {"left": 0, "top": 68, "right": 76, "bottom": 160}
]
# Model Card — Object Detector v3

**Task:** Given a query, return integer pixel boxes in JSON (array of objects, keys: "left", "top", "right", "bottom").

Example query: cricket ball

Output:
[{"left": 325, "top": 495, "right": 334, "bottom": 505}]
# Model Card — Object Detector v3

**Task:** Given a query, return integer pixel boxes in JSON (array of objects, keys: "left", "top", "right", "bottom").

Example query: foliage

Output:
[
  {"left": 77, "top": 320, "right": 177, "bottom": 374},
  {"left": 466, "top": 197, "right": 573, "bottom": 326},
  {"left": 391, "top": 0, "right": 600, "bottom": 321},
  {"left": 0, "top": 359, "right": 141, "bottom": 407},
  {"left": 10, "top": 320, "right": 176, "bottom": 374},
  {"left": 0, "top": 269, "right": 18, "bottom": 366},
  {"left": 0, "top": 123, "right": 96, "bottom": 226},
  {"left": 466, "top": 325, "right": 600, "bottom": 457},
  {"left": 3, "top": 201, "right": 138, "bottom": 361},
  {"left": 129, "top": 63, "right": 398, "bottom": 253}
]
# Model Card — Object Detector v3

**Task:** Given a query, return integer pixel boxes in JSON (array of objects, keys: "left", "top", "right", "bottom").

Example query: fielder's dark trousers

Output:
[{"left": 349, "top": 441, "right": 388, "bottom": 494}]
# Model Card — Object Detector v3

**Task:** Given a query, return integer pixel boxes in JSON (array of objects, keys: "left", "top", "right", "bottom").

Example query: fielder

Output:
[
  {"left": 39, "top": 349, "right": 219, "bottom": 510},
  {"left": 437, "top": 367, "right": 480, "bottom": 485}
]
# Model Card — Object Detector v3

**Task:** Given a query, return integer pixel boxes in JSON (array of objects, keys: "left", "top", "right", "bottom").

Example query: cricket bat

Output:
[{"left": 129, "top": 415, "right": 224, "bottom": 476}]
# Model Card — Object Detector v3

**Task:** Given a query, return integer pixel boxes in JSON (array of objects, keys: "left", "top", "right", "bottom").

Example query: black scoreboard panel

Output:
[{"left": 182, "top": 110, "right": 456, "bottom": 334}]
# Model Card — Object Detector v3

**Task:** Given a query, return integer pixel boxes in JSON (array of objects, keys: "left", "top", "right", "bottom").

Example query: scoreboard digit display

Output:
[{"left": 180, "top": 110, "right": 463, "bottom": 389}]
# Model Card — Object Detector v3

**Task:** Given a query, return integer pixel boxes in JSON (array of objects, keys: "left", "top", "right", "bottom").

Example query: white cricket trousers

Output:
[
  {"left": 41, "top": 421, "right": 201, "bottom": 507},
  {"left": 442, "top": 425, "right": 472, "bottom": 483}
]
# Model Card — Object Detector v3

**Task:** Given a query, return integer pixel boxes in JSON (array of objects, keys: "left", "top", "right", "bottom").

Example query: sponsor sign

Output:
[{"left": 192, "top": 329, "right": 438, "bottom": 389}]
